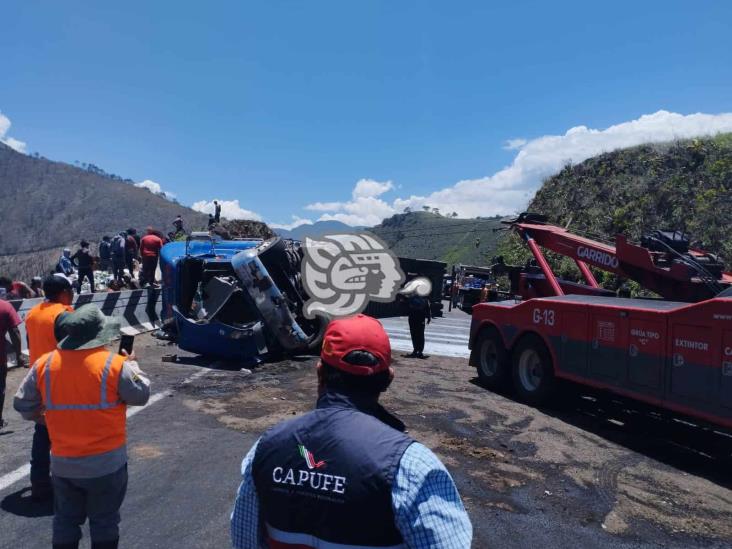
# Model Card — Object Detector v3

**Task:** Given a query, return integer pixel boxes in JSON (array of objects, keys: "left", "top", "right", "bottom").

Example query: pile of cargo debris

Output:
[{"left": 212, "top": 220, "right": 275, "bottom": 240}]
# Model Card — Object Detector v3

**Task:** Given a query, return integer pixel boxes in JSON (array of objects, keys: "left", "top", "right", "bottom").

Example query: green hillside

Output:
[
  {"left": 370, "top": 211, "right": 504, "bottom": 267},
  {"left": 497, "top": 133, "right": 732, "bottom": 287}
]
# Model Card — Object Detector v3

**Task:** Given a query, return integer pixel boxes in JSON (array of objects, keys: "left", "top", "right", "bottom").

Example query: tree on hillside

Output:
[
  {"left": 451, "top": 212, "right": 459, "bottom": 218},
  {"left": 432, "top": 208, "right": 440, "bottom": 215},
  {"left": 403, "top": 206, "right": 411, "bottom": 213},
  {"left": 422, "top": 205, "right": 431, "bottom": 212}
]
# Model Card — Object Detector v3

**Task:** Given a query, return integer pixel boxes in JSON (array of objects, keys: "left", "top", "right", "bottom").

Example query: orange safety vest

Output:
[
  {"left": 25, "top": 302, "right": 74, "bottom": 365},
  {"left": 35, "top": 349, "right": 127, "bottom": 458}
]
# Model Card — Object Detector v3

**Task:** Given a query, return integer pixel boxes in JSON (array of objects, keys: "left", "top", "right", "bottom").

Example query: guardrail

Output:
[{"left": 5, "top": 288, "right": 163, "bottom": 366}]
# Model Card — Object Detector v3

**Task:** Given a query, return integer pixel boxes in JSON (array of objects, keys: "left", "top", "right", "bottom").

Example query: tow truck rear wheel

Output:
[
  {"left": 472, "top": 327, "right": 509, "bottom": 390},
  {"left": 512, "top": 334, "right": 556, "bottom": 406}
]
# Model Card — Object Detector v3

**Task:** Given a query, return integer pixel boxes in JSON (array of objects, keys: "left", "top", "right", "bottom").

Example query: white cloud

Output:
[
  {"left": 269, "top": 216, "right": 314, "bottom": 231},
  {"left": 305, "top": 201, "right": 343, "bottom": 212},
  {"left": 192, "top": 199, "right": 262, "bottom": 221},
  {"left": 135, "top": 179, "right": 177, "bottom": 200},
  {"left": 352, "top": 178, "right": 394, "bottom": 198},
  {"left": 305, "top": 178, "right": 397, "bottom": 226},
  {"left": 503, "top": 138, "right": 527, "bottom": 150},
  {"left": 393, "top": 110, "right": 732, "bottom": 218},
  {"left": 0, "top": 111, "right": 27, "bottom": 153}
]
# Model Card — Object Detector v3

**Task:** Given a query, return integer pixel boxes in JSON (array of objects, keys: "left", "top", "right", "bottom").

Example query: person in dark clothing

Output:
[
  {"left": 110, "top": 233, "right": 126, "bottom": 282},
  {"left": 71, "top": 241, "right": 95, "bottom": 293},
  {"left": 406, "top": 293, "right": 432, "bottom": 358},
  {"left": 213, "top": 200, "right": 222, "bottom": 223},
  {"left": 230, "top": 314, "right": 472, "bottom": 549},
  {"left": 208, "top": 214, "right": 215, "bottom": 228},
  {"left": 125, "top": 230, "right": 139, "bottom": 279},
  {"left": 128, "top": 228, "right": 141, "bottom": 250},
  {"left": 172, "top": 215, "right": 184, "bottom": 234},
  {"left": 98, "top": 237, "right": 112, "bottom": 273}
]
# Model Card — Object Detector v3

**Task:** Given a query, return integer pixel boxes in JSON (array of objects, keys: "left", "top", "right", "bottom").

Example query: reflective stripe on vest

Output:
[
  {"left": 266, "top": 524, "right": 406, "bottom": 549},
  {"left": 43, "top": 351, "right": 122, "bottom": 411}
]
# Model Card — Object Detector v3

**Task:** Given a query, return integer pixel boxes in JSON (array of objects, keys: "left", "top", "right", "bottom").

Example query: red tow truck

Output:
[{"left": 469, "top": 213, "right": 732, "bottom": 429}]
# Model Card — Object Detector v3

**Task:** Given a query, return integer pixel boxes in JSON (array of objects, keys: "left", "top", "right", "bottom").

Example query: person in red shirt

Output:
[
  {"left": 0, "top": 297, "right": 26, "bottom": 430},
  {"left": 139, "top": 227, "right": 164, "bottom": 287}
]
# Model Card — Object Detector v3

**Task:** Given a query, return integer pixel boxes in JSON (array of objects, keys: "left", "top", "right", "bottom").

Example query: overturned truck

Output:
[
  {"left": 161, "top": 233, "right": 445, "bottom": 364},
  {"left": 161, "top": 234, "right": 325, "bottom": 364}
]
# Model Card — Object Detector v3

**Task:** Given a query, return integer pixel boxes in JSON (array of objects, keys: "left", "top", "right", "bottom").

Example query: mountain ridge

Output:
[{"left": 0, "top": 142, "right": 210, "bottom": 280}]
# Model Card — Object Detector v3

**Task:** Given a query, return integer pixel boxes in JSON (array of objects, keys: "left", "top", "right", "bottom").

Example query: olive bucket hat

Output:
[{"left": 57, "top": 304, "right": 121, "bottom": 351}]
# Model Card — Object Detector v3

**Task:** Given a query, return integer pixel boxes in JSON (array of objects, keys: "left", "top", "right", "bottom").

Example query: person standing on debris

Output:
[
  {"left": 14, "top": 305, "right": 150, "bottom": 549},
  {"left": 71, "top": 241, "right": 95, "bottom": 293},
  {"left": 56, "top": 248, "right": 75, "bottom": 277},
  {"left": 139, "top": 227, "right": 164, "bottom": 287},
  {"left": 208, "top": 213, "right": 215, "bottom": 228},
  {"left": 173, "top": 215, "right": 184, "bottom": 234},
  {"left": 125, "top": 230, "right": 139, "bottom": 279},
  {"left": 24, "top": 274, "right": 75, "bottom": 500},
  {"left": 405, "top": 290, "right": 432, "bottom": 359},
  {"left": 231, "top": 314, "right": 472, "bottom": 549},
  {"left": 0, "top": 296, "right": 26, "bottom": 430},
  {"left": 98, "top": 236, "right": 112, "bottom": 273},
  {"left": 110, "top": 232, "right": 126, "bottom": 282},
  {"left": 214, "top": 200, "right": 222, "bottom": 223}
]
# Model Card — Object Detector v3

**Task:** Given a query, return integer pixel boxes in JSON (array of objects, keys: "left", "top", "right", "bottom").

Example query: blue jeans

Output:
[
  {"left": 52, "top": 464, "right": 128, "bottom": 544},
  {"left": 31, "top": 423, "right": 51, "bottom": 483}
]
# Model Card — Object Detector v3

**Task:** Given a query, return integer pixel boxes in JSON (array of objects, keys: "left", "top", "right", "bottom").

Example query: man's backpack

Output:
[{"left": 111, "top": 236, "right": 125, "bottom": 256}]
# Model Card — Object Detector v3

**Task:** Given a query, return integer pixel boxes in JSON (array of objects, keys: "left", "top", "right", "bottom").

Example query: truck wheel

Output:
[
  {"left": 303, "top": 315, "right": 328, "bottom": 354},
  {"left": 472, "top": 327, "right": 509, "bottom": 390},
  {"left": 512, "top": 334, "right": 556, "bottom": 406}
]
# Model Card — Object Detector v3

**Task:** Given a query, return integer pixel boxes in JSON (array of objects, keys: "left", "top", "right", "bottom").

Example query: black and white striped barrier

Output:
[{"left": 6, "top": 288, "right": 163, "bottom": 366}]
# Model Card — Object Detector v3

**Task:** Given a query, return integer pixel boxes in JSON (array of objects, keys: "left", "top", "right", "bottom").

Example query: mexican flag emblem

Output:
[{"left": 299, "top": 444, "right": 326, "bottom": 469}]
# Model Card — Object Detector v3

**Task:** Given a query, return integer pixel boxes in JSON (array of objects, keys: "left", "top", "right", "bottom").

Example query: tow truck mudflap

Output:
[{"left": 231, "top": 248, "right": 311, "bottom": 351}]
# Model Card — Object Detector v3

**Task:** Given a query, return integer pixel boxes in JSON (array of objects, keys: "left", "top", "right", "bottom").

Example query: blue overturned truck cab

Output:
[{"left": 160, "top": 233, "right": 324, "bottom": 364}]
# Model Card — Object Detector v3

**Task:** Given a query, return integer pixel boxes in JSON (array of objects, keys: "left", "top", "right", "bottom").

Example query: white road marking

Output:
[
  {"left": 0, "top": 368, "right": 209, "bottom": 493},
  {"left": 383, "top": 315, "right": 472, "bottom": 358},
  {"left": 0, "top": 464, "right": 31, "bottom": 491}
]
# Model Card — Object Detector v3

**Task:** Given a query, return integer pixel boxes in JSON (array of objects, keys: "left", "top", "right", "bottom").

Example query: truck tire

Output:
[
  {"left": 257, "top": 237, "right": 290, "bottom": 271},
  {"left": 511, "top": 334, "right": 556, "bottom": 406},
  {"left": 303, "top": 315, "right": 328, "bottom": 354},
  {"left": 472, "top": 327, "right": 509, "bottom": 390}
]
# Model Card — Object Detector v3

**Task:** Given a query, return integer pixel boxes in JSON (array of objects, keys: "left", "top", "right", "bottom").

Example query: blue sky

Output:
[{"left": 2, "top": 1, "right": 731, "bottom": 227}]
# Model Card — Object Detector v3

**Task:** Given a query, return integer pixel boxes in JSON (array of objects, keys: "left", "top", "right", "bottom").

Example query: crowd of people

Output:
[
  {"left": 1, "top": 215, "right": 193, "bottom": 300},
  {"left": 2, "top": 300, "right": 471, "bottom": 548},
  {"left": 53, "top": 227, "right": 167, "bottom": 294}
]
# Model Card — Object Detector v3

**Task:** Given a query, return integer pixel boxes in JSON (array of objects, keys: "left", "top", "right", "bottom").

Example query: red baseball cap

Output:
[{"left": 320, "top": 314, "right": 391, "bottom": 376}]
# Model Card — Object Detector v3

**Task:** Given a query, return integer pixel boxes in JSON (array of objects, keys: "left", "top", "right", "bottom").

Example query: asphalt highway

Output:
[{"left": 2, "top": 307, "right": 731, "bottom": 548}]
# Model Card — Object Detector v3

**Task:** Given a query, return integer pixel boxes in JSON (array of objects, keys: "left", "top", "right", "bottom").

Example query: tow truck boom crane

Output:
[{"left": 470, "top": 213, "right": 732, "bottom": 430}]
